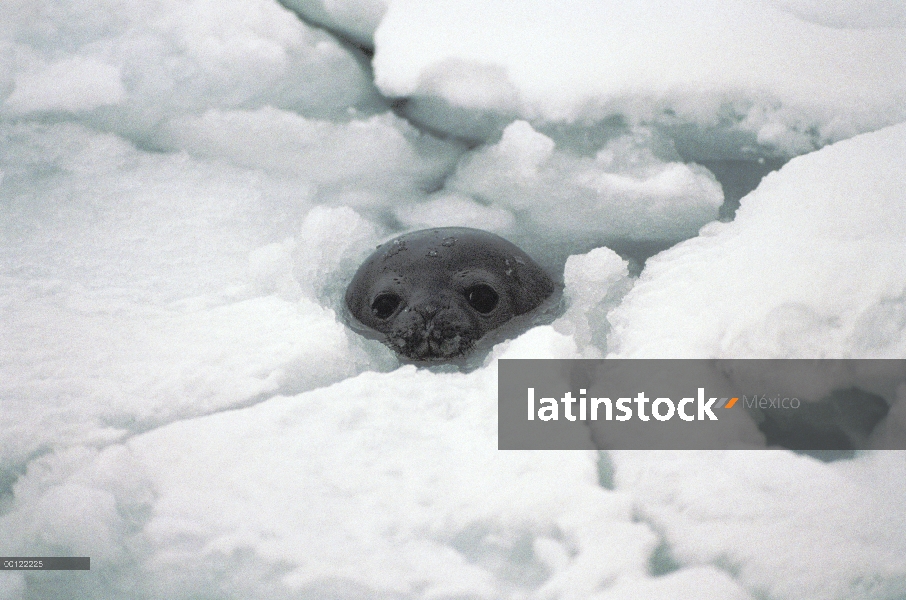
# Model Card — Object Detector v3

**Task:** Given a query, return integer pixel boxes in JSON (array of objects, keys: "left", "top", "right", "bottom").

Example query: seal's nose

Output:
[{"left": 419, "top": 303, "right": 439, "bottom": 318}]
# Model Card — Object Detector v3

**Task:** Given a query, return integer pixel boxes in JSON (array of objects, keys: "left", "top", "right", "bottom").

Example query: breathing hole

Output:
[
  {"left": 465, "top": 284, "right": 499, "bottom": 314},
  {"left": 371, "top": 293, "right": 401, "bottom": 319}
]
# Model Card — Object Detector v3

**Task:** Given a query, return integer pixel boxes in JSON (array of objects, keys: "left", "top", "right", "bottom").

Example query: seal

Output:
[{"left": 345, "top": 227, "right": 555, "bottom": 362}]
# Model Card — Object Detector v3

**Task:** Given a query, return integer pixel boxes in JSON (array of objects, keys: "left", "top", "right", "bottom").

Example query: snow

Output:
[
  {"left": 607, "top": 122, "right": 906, "bottom": 361},
  {"left": 4, "top": 57, "right": 126, "bottom": 113},
  {"left": 445, "top": 121, "right": 724, "bottom": 249},
  {"left": 1, "top": 0, "right": 905, "bottom": 598},
  {"left": 277, "top": 0, "right": 388, "bottom": 48},
  {"left": 613, "top": 450, "right": 906, "bottom": 600},
  {"left": 1, "top": 368, "right": 657, "bottom": 599},
  {"left": 0, "top": 0, "right": 384, "bottom": 138},
  {"left": 374, "top": 0, "right": 906, "bottom": 155}
]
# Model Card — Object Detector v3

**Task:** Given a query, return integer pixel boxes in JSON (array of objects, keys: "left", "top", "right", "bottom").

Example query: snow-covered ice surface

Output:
[
  {"left": 1, "top": 0, "right": 905, "bottom": 598},
  {"left": 607, "top": 122, "right": 906, "bottom": 361},
  {"left": 374, "top": 0, "right": 906, "bottom": 156},
  {"left": 277, "top": 0, "right": 387, "bottom": 49}
]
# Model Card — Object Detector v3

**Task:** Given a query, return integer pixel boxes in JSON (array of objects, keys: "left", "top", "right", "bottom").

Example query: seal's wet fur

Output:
[{"left": 346, "top": 228, "right": 555, "bottom": 362}]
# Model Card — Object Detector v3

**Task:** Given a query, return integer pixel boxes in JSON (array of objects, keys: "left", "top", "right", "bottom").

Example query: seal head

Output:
[{"left": 345, "top": 227, "right": 555, "bottom": 362}]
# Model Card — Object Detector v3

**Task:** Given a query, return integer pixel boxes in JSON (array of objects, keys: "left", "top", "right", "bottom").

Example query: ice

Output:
[
  {"left": 0, "top": 122, "right": 302, "bottom": 296},
  {"left": 591, "top": 566, "right": 753, "bottom": 600},
  {"left": 278, "top": 0, "right": 388, "bottom": 48},
  {"left": 490, "top": 325, "right": 585, "bottom": 362},
  {"left": 0, "top": 0, "right": 384, "bottom": 140},
  {"left": 445, "top": 121, "right": 724, "bottom": 254},
  {"left": 553, "top": 246, "right": 632, "bottom": 353},
  {"left": 3, "top": 57, "right": 126, "bottom": 113},
  {"left": 605, "top": 122, "right": 906, "bottom": 448},
  {"left": 0, "top": 118, "right": 444, "bottom": 466},
  {"left": 613, "top": 450, "right": 906, "bottom": 600},
  {"left": 2, "top": 0, "right": 905, "bottom": 597},
  {"left": 0, "top": 282, "right": 365, "bottom": 464},
  {"left": 292, "top": 205, "right": 382, "bottom": 305},
  {"left": 394, "top": 191, "right": 517, "bottom": 232},
  {"left": 156, "top": 108, "right": 463, "bottom": 204},
  {"left": 607, "top": 122, "right": 906, "bottom": 361},
  {"left": 0, "top": 368, "right": 657, "bottom": 598},
  {"left": 374, "top": 0, "right": 906, "bottom": 156},
  {"left": 766, "top": 0, "right": 906, "bottom": 28}
]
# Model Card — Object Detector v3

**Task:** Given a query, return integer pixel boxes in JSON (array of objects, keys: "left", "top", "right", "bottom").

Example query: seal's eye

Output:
[
  {"left": 464, "top": 284, "right": 499, "bottom": 314},
  {"left": 371, "top": 293, "right": 401, "bottom": 319}
]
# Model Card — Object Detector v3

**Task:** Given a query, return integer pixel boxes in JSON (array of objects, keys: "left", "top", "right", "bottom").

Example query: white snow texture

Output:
[{"left": 1, "top": 0, "right": 904, "bottom": 599}]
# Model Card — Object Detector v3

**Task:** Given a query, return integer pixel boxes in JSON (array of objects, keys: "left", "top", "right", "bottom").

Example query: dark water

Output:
[{"left": 699, "top": 158, "right": 788, "bottom": 220}]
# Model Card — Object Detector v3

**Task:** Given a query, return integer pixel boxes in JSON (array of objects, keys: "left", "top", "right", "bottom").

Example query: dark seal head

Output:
[{"left": 345, "top": 227, "right": 555, "bottom": 362}]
